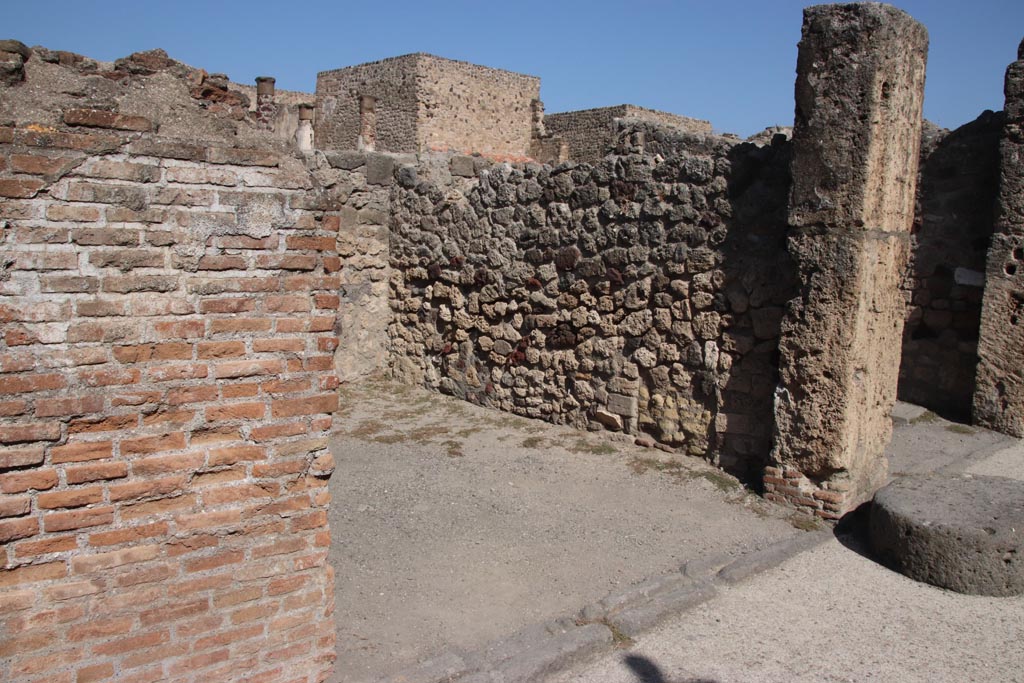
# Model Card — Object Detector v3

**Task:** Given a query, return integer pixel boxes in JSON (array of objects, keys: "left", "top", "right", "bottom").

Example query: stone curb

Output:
[
  {"left": 715, "top": 530, "right": 832, "bottom": 585},
  {"left": 372, "top": 530, "right": 832, "bottom": 683}
]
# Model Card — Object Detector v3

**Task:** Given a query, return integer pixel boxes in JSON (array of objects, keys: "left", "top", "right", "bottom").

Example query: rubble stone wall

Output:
[
  {"left": 898, "top": 114, "right": 1002, "bottom": 420},
  {"left": 388, "top": 126, "right": 794, "bottom": 479},
  {"left": 416, "top": 54, "right": 540, "bottom": 159},
  {"left": 974, "top": 40, "right": 1024, "bottom": 436},
  {"left": 546, "top": 105, "right": 713, "bottom": 164},
  {"left": 315, "top": 55, "right": 420, "bottom": 154}
]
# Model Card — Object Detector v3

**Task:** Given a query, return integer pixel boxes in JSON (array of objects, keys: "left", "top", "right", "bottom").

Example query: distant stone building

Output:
[
  {"left": 315, "top": 53, "right": 547, "bottom": 159},
  {"left": 546, "top": 104, "right": 713, "bottom": 163}
]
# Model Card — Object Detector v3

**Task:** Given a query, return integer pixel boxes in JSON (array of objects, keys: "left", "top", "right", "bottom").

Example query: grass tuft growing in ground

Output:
[
  {"left": 945, "top": 424, "right": 976, "bottom": 435},
  {"left": 787, "top": 512, "right": 822, "bottom": 531},
  {"left": 627, "top": 456, "right": 742, "bottom": 492},
  {"left": 910, "top": 410, "right": 940, "bottom": 425}
]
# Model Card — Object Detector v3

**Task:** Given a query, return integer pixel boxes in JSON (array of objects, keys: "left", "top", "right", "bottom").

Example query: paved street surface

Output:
[
  {"left": 329, "top": 385, "right": 1024, "bottom": 683},
  {"left": 551, "top": 416, "right": 1024, "bottom": 683},
  {"left": 328, "top": 381, "right": 803, "bottom": 683},
  {"left": 548, "top": 533, "right": 1024, "bottom": 683}
]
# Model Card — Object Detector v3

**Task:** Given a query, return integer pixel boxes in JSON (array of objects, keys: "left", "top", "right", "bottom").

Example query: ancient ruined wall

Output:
[
  {"left": 974, "top": 41, "right": 1024, "bottom": 437},
  {"left": 769, "top": 4, "right": 928, "bottom": 517},
  {"left": 0, "top": 45, "right": 350, "bottom": 683},
  {"left": 320, "top": 150, "right": 398, "bottom": 381},
  {"left": 898, "top": 114, "right": 1002, "bottom": 420},
  {"left": 315, "top": 55, "right": 419, "bottom": 153},
  {"left": 388, "top": 126, "right": 793, "bottom": 478},
  {"left": 315, "top": 54, "right": 540, "bottom": 159},
  {"left": 416, "top": 54, "right": 540, "bottom": 159},
  {"left": 546, "top": 105, "right": 713, "bottom": 164}
]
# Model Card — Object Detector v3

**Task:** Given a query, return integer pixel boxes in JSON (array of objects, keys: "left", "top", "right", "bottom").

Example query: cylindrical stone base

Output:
[{"left": 870, "top": 473, "right": 1024, "bottom": 596}]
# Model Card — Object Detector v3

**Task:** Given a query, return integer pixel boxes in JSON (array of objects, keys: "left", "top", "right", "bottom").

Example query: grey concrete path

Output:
[
  {"left": 547, "top": 533, "right": 1024, "bottom": 683},
  {"left": 327, "top": 380, "right": 809, "bottom": 683},
  {"left": 551, "top": 405, "right": 1024, "bottom": 683}
]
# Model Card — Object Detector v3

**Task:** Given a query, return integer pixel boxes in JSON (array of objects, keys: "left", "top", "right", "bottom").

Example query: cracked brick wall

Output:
[{"left": 0, "top": 43, "right": 382, "bottom": 683}]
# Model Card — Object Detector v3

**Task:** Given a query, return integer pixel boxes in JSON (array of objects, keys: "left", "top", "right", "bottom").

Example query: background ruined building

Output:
[{"left": 1, "top": 4, "right": 1022, "bottom": 682}]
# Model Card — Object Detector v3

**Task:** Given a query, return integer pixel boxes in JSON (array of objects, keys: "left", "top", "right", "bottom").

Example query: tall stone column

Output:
[
  {"left": 766, "top": 4, "right": 928, "bottom": 518},
  {"left": 974, "top": 39, "right": 1024, "bottom": 437}
]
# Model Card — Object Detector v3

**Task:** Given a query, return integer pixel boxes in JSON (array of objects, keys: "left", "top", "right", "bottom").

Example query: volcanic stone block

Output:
[
  {"left": 870, "top": 474, "right": 1024, "bottom": 596},
  {"left": 769, "top": 3, "right": 928, "bottom": 514},
  {"left": 974, "top": 44, "right": 1024, "bottom": 437}
]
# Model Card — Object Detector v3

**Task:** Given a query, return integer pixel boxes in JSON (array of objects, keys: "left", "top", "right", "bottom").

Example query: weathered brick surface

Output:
[{"left": 1, "top": 102, "right": 344, "bottom": 680}]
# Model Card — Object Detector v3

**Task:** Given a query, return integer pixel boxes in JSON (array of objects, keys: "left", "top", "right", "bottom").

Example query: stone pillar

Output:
[
  {"left": 296, "top": 103, "right": 315, "bottom": 152},
  {"left": 974, "top": 39, "right": 1024, "bottom": 437},
  {"left": 766, "top": 3, "right": 928, "bottom": 518},
  {"left": 255, "top": 75, "right": 276, "bottom": 125}
]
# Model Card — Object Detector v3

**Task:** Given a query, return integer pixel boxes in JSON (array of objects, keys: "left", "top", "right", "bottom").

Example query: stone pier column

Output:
[
  {"left": 255, "top": 76, "right": 277, "bottom": 125},
  {"left": 766, "top": 4, "right": 928, "bottom": 518},
  {"left": 974, "top": 39, "right": 1024, "bottom": 437}
]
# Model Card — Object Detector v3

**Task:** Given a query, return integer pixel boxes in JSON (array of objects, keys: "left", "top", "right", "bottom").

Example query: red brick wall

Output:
[{"left": 1, "top": 119, "right": 340, "bottom": 682}]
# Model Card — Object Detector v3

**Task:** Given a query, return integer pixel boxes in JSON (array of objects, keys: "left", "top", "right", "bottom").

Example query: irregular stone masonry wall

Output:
[
  {"left": 546, "top": 105, "right": 713, "bottom": 164},
  {"left": 316, "top": 55, "right": 420, "bottom": 154},
  {"left": 897, "top": 114, "right": 1002, "bottom": 420},
  {"left": 316, "top": 54, "right": 541, "bottom": 159},
  {"left": 388, "top": 125, "right": 794, "bottom": 479},
  {"left": 415, "top": 54, "right": 540, "bottom": 159},
  {"left": 0, "top": 109, "right": 383, "bottom": 679}
]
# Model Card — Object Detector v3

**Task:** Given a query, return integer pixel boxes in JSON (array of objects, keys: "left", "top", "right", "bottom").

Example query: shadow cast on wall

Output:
[{"left": 897, "top": 111, "right": 1003, "bottom": 422}]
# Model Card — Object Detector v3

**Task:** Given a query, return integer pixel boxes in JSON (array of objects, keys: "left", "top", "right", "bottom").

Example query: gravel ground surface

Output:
[
  {"left": 327, "top": 380, "right": 805, "bottom": 683},
  {"left": 327, "top": 387, "right": 1023, "bottom": 683}
]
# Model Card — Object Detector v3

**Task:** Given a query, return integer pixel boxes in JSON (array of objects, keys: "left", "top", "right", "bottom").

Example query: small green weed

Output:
[
  {"left": 689, "top": 469, "right": 741, "bottom": 493},
  {"left": 575, "top": 617, "right": 635, "bottom": 648},
  {"left": 910, "top": 410, "right": 939, "bottom": 425},
  {"left": 945, "top": 424, "right": 976, "bottom": 435},
  {"left": 787, "top": 512, "right": 822, "bottom": 531},
  {"left": 568, "top": 439, "right": 617, "bottom": 456}
]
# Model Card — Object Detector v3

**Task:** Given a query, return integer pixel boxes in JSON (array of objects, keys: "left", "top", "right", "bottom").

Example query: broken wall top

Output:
[
  {"left": 0, "top": 41, "right": 295, "bottom": 150},
  {"left": 789, "top": 3, "right": 928, "bottom": 231}
]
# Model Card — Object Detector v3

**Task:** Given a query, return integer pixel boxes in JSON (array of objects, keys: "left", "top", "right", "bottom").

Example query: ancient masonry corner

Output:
[{"left": 1, "top": 7, "right": 1022, "bottom": 683}]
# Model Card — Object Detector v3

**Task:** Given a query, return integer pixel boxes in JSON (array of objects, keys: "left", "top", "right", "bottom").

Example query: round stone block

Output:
[{"left": 870, "top": 474, "right": 1024, "bottom": 596}]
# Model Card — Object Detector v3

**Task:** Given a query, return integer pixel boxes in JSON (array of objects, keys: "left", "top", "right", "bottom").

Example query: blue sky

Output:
[{"left": 5, "top": 1, "right": 1023, "bottom": 137}]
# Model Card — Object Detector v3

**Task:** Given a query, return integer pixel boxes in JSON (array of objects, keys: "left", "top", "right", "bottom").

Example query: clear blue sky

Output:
[{"left": 5, "top": 1, "right": 1023, "bottom": 137}]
